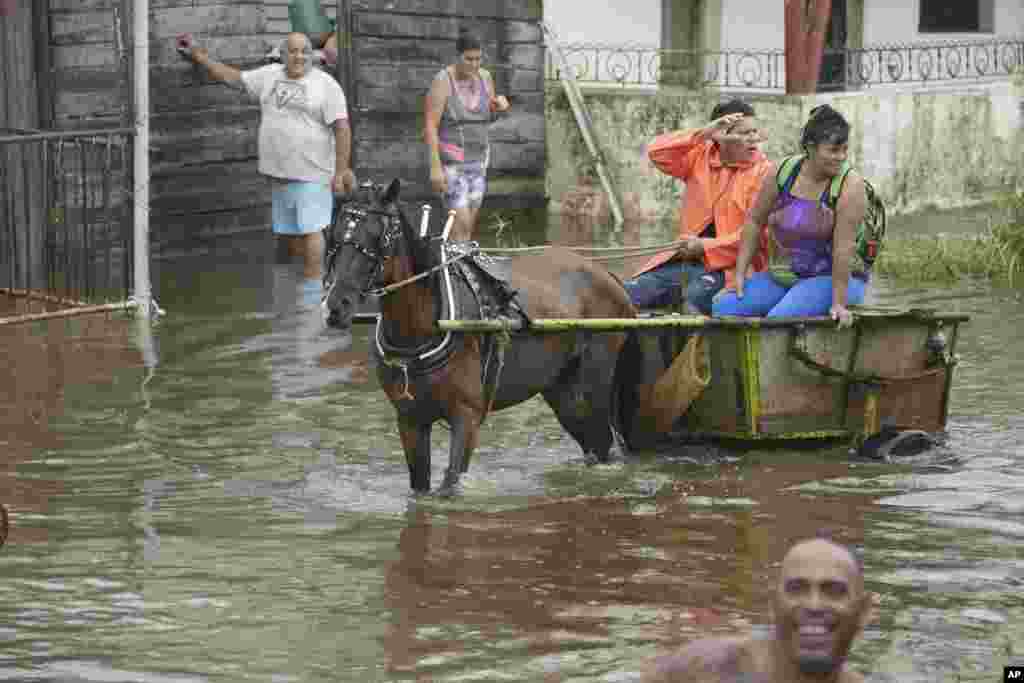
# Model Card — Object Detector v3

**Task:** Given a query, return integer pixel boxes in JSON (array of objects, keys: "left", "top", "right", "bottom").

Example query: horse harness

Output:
[
  {"left": 446, "top": 244, "right": 532, "bottom": 420},
  {"left": 328, "top": 199, "right": 528, "bottom": 422},
  {"left": 375, "top": 241, "right": 529, "bottom": 423}
]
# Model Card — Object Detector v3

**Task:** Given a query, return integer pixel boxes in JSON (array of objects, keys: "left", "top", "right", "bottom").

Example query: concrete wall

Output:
[
  {"left": 546, "top": 80, "right": 1024, "bottom": 223},
  {"left": 718, "top": 0, "right": 781, "bottom": 50},
  {"left": 545, "top": 0, "right": 659, "bottom": 45}
]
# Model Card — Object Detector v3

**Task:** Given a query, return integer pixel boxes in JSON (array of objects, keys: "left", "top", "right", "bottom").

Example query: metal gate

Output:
[{"left": 1, "top": 0, "right": 135, "bottom": 315}]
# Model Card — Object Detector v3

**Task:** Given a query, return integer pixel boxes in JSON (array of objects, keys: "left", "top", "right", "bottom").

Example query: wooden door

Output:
[{"left": 0, "top": 1, "right": 46, "bottom": 289}]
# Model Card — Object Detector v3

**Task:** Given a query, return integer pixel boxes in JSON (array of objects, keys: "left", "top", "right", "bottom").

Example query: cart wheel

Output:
[{"left": 858, "top": 428, "right": 935, "bottom": 461}]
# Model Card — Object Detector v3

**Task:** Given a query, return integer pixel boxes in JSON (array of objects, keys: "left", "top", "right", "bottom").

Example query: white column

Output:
[{"left": 133, "top": 0, "right": 151, "bottom": 316}]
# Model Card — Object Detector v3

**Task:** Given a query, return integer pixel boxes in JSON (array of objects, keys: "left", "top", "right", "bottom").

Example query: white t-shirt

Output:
[{"left": 241, "top": 65, "right": 348, "bottom": 184}]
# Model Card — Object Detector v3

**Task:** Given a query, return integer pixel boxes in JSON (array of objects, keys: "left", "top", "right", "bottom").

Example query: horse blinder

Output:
[{"left": 328, "top": 205, "right": 403, "bottom": 295}]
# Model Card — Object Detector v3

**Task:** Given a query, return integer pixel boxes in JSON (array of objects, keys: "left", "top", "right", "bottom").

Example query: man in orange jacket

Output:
[{"left": 625, "top": 99, "right": 771, "bottom": 313}]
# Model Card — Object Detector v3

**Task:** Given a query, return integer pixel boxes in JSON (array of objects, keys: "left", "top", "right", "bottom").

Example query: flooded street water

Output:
[{"left": 1, "top": 208, "right": 1022, "bottom": 682}]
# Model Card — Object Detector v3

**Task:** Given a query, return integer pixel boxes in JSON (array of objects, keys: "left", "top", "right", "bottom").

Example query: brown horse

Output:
[{"left": 323, "top": 180, "right": 637, "bottom": 494}]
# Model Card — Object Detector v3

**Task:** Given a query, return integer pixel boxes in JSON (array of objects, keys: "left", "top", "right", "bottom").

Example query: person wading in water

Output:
[
  {"left": 641, "top": 536, "right": 879, "bottom": 682},
  {"left": 424, "top": 28, "right": 511, "bottom": 241}
]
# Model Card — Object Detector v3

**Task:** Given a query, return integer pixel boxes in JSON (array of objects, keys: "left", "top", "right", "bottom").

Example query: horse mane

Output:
[{"left": 380, "top": 187, "right": 436, "bottom": 278}]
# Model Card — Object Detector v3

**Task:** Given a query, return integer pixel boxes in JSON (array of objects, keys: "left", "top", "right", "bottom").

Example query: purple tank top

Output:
[{"left": 767, "top": 186, "right": 835, "bottom": 278}]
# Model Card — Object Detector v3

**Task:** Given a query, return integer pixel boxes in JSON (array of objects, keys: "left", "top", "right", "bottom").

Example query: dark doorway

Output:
[{"left": 818, "top": 0, "right": 847, "bottom": 92}]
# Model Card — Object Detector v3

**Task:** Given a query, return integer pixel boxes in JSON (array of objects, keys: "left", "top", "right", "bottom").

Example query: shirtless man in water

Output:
[{"left": 641, "top": 538, "right": 878, "bottom": 683}]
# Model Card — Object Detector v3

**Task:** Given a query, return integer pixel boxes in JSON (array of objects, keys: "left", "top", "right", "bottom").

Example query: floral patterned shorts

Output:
[{"left": 442, "top": 162, "right": 487, "bottom": 209}]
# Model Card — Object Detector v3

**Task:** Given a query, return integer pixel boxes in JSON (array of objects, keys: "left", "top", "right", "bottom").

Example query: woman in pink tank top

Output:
[
  {"left": 713, "top": 105, "right": 868, "bottom": 327},
  {"left": 424, "top": 28, "right": 511, "bottom": 241}
]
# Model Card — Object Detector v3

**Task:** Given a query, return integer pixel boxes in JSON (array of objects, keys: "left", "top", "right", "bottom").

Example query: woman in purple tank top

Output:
[{"left": 712, "top": 106, "right": 868, "bottom": 327}]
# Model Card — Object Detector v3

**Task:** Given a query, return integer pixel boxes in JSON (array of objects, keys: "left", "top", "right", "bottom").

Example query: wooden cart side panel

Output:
[
  {"left": 853, "top": 319, "right": 934, "bottom": 376},
  {"left": 755, "top": 327, "right": 851, "bottom": 434},
  {"left": 685, "top": 329, "right": 747, "bottom": 434}
]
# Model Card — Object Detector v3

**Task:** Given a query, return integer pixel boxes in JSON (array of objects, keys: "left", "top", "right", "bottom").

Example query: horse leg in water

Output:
[
  {"left": 541, "top": 333, "right": 625, "bottom": 463},
  {"left": 398, "top": 419, "right": 432, "bottom": 493},
  {"left": 440, "top": 408, "right": 481, "bottom": 494},
  {"left": 431, "top": 346, "right": 486, "bottom": 494}
]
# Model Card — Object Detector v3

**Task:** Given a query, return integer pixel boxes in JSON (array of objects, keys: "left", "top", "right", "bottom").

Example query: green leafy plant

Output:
[{"left": 875, "top": 192, "right": 1024, "bottom": 285}]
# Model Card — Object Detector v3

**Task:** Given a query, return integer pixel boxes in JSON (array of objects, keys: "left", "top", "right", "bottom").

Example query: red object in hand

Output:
[{"left": 176, "top": 33, "right": 194, "bottom": 55}]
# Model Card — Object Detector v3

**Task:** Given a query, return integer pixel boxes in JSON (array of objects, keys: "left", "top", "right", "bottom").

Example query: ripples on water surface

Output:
[{"left": 1, "top": 213, "right": 1022, "bottom": 682}]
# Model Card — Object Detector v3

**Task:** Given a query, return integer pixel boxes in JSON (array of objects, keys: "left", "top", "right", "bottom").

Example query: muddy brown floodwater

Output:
[{"left": 0, "top": 207, "right": 1021, "bottom": 682}]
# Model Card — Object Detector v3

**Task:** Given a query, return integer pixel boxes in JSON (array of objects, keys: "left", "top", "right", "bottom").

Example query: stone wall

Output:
[{"left": 547, "top": 80, "right": 1024, "bottom": 224}]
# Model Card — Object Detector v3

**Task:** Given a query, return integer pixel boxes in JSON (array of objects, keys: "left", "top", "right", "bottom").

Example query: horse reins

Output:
[{"left": 367, "top": 249, "right": 473, "bottom": 298}]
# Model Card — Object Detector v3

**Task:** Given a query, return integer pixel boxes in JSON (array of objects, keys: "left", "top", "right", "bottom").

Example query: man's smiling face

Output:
[{"left": 773, "top": 539, "right": 872, "bottom": 675}]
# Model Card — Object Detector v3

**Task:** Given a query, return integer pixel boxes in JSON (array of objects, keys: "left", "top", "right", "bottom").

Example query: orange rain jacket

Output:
[{"left": 633, "top": 129, "right": 772, "bottom": 290}]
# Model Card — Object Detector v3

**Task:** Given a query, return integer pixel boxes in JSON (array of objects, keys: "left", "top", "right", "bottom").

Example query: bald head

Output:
[
  {"left": 284, "top": 32, "right": 313, "bottom": 78},
  {"left": 782, "top": 538, "right": 863, "bottom": 588}
]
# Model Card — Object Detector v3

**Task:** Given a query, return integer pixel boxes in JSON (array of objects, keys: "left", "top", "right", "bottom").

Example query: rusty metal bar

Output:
[
  {"left": 0, "top": 128, "right": 134, "bottom": 144},
  {"left": 0, "top": 300, "right": 139, "bottom": 327}
]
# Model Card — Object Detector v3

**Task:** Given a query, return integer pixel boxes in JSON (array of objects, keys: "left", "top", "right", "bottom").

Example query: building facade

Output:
[{"left": 546, "top": 0, "right": 1024, "bottom": 91}]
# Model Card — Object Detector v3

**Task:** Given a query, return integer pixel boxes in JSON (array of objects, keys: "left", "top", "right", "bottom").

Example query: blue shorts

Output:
[
  {"left": 271, "top": 181, "right": 334, "bottom": 235},
  {"left": 442, "top": 162, "right": 487, "bottom": 210}
]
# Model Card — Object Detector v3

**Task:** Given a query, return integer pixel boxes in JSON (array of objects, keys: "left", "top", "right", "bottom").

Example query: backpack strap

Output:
[
  {"left": 775, "top": 155, "right": 804, "bottom": 195},
  {"left": 826, "top": 159, "right": 854, "bottom": 208}
]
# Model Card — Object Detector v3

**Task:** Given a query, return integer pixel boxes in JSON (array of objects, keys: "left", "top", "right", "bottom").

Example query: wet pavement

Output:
[{"left": 0, "top": 214, "right": 1022, "bottom": 682}]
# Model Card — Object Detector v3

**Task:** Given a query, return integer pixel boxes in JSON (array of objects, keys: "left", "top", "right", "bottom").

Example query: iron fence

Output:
[
  {"left": 545, "top": 37, "right": 1024, "bottom": 91},
  {"left": 1, "top": 128, "right": 134, "bottom": 304}
]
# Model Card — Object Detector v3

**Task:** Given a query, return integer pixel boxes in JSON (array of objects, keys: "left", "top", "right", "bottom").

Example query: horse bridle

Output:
[{"left": 323, "top": 201, "right": 405, "bottom": 296}]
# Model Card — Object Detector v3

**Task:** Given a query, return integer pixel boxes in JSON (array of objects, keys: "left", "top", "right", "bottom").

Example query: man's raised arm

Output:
[{"left": 182, "top": 42, "right": 244, "bottom": 88}]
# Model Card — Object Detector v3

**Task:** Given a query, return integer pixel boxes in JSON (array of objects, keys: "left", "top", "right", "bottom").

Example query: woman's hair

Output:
[
  {"left": 801, "top": 104, "right": 850, "bottom": 150},
  {"left": 456, "top": 28, "right": 482, "bottom": 54}
]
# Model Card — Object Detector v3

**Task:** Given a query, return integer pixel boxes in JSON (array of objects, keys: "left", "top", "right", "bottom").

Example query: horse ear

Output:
[{"left": 381, "top": 178, "right": 401, "bottom": 206}]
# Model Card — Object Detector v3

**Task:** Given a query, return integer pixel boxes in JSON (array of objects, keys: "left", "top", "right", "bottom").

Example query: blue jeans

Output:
[
  {"left": 711, "top": 272, "right": 867, "bottom": 317},
  {"left": 623, "top": 261, "right": 725, "bottom": 314}
]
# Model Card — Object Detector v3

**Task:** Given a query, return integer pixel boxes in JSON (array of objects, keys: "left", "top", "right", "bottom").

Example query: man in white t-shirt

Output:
[{"left": 185, "top": 32, "right": 355, "bottom": 284}]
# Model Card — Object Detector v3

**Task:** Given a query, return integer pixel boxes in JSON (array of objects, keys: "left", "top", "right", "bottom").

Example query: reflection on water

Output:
[{"left": 1, "top": 206, "right": 1023, "bottom": 682}]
